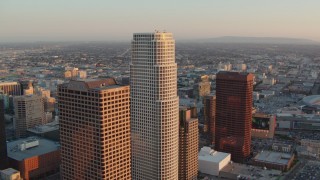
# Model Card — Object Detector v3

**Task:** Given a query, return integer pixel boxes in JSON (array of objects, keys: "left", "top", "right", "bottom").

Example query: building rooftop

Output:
[
  {"left": 0, "top": 81, "right": 19, "bottom": 85},
  {"left": 60, "top": 78, "right": 124, "bottom": 91},
  {"left": 27, "top": 120, "right": 59, "bottom": 134},
  {"left": 217, "top": 71, "right": 254, "bottom": 81},
  {"left": 220, "top": 162, "right": 282, "bottom": 180},
  {"left": 0, "top": 168, "right": 20, "bottom": 175},
  {"left": 7, "top": 137, "right": 60, "bottom": 161},
  {"left": 198, "top": 146, "right": 231, "bottom": 163},
  {"left": 253, "top": 150, "right": 293, "bottom": 165},
  {"left": 302, "top": 95, "right": 320, "bottom": 108}
]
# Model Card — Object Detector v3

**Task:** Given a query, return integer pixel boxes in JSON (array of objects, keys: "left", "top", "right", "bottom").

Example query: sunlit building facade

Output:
[
  {"left": 130, "top": 32, "right": 179, "bottom": 179},
  {"left": 13, "top": 95, "right": 45, "bottom": 138},
  {"left": 215, "top": 71, "right": 253, "bottom": 163},
  {"left": 179, "top": 107, "right": 198, "bottom": 180},
  {"left": 0, "top": 82, "right": 21, "bottom": 96},
  {"left": 58, "top": 79, "right": 131, "bottom": 179}
]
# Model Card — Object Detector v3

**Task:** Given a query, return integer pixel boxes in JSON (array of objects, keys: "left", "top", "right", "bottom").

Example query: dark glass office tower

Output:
[
  {"left": 215, "top": 71, "right": 253, "bottom": 163},
  {"left": 0, "top": 99, "right": 8, "bottom": 169}
]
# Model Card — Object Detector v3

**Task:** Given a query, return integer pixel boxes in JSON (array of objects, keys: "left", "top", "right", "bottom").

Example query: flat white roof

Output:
[
  {"left": 198, "top": 146, "right": 231, "bottom": 163},
  {"left": 0, "top": 168, "right": 19, "bottom": 175}
]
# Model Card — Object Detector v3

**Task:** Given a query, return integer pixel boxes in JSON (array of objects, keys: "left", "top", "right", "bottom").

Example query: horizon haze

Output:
[{"left": 1, "top": 0, "right": 320, "bottom": 42}]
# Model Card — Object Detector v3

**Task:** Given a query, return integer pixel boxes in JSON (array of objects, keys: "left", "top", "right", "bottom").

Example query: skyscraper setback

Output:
[
  {"left": 215, "top": 71, "right": 253, "bottom": 163},
  {"left": 58, "top": 79, "right": 131, "bottom": 179},
  {"left": 130, "top": 32, "right": 179, "bottom": 179}
]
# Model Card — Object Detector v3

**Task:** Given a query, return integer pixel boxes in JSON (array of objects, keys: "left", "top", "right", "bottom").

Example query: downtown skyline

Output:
[{"left": 1, "top": 0, "right": 320, "bottom": 42}]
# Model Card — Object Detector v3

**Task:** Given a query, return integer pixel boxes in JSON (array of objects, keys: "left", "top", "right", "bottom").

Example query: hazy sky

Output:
[{"left": 1, "top": 0, "right": 320, "bottom": 42}]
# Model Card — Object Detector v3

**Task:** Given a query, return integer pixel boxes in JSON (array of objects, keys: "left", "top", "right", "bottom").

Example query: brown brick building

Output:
[
  {"left": 58, "top": 78, "right": 131, "bottom": 179},
  {"left": 7, "top": 138, "right": 60, "bottom": 180},
  {"left": 215, "top": 71, "right": 253, "bottom": 163},
  {"left": 179, "top": 107, "right": 199, "bottom": 180}
]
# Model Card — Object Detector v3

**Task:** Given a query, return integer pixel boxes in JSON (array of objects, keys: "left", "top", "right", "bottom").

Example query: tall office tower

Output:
[
  {"left": 130, "top": 32, "right": 179, "bottom": 180},
  {"left": 203, "top": 95, "right": 216, "bottom": 144},
  {"left": 13, "top": 95, "right": 45, "bottom": 138},
  {"left": 0, "top": 82, "right": 21, "bottom": 96},
  {"left": 0, "top": 99, "right": 8, "bottom": 169},
  {"left": 58, "top": 79, "right": 131, "bottom": 179},
  {"left": 215, "top": 71, "right": 253, "bottom": 163},
  {"left": 179, "top": 107, "right": 198, "bottom": 180}
]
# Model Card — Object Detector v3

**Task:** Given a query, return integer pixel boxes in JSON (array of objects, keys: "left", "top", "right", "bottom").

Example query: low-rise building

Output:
[
  {"left": 220, "top": 163, "right": 282, "bottom": 180},
  {"left": 300, "top": 139, "right": 320, "bottom": 158},
  {"left": 272, "top": 143, "right": 292, "bottom": 153},
  {"left": 0, "top": 168, "right": 22, "bottom": 180},
  {"left": 276, "top": 114, "right": 320, "bottom": 131},
  {"left": 198, "top": 146, "right": 231, "bottom": 176},
  {"left": 251, "top": 113, "right": 276, "bottom": 139},
  {"left": 7, "top": 137, "right": 60, "bottom": 180},
  {"left": 27, "top": 120, "right": 59, "bottom": 141},
  {"left": 252, "top": 150, "right": 294, "bottom": 171}
]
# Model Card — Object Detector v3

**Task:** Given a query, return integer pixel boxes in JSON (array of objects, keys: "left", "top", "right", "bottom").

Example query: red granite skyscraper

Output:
[{"left": 215, "top": 71, "right": 253, "bottom": 163}]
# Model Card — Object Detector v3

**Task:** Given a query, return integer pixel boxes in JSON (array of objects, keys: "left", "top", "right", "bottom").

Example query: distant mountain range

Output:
[{"left": 194, "top": 36, "right": 319, "bottom": 44}]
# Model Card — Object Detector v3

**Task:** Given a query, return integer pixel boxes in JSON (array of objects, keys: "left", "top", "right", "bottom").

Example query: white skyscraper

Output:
[{"left": 130, "top": 32, "right": 179, "bottom": 180}]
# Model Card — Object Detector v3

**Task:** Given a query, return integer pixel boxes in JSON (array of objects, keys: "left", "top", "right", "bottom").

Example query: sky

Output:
[{"left": 1, "top": 0, "right": 320, "bottom": 42}]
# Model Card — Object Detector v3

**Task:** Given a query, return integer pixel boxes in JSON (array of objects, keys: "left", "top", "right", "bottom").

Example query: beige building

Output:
[
  {"left": 131, "top": 32, "right": 179, "bottom": 179},
  {"left": 64, "top": 67, "right": 79, "bottom": 79},
  {"left": 179, "top": 107, "right": 199, "bottom": 180},
  {"left": 0, "top": 81, "right": 21, "bottom": 96},
  {"left": 0, "top": 168, "right": 22, "bottom": 180},
  {"left": 14, "top": 95, "right": 45, "bottom": 138},
  {"left": 58, "top": 78, "right": 131, "bottom": 179},
  {"left": 193, "top": 75, "right": 211, "bottom": 101},
  {"left": 301, "top": 139, "right": 320, "bottom": 158},
  {"left": 64, "top": 71, "right": 72, "bottom": 79},
  {"left": 34, "top": 87, "right": 55, "bottom": 113},
  {"left": 78, "top": 70, "right": 87, "bottom": 79}
]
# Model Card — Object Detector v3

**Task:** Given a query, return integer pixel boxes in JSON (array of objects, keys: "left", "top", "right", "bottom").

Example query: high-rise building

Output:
[
  {"left": 203, "top": 95, "right": 216, "bottom": 144},
  {"left": 130, "top": 32, "right": 179, "bottom": 179},
  {"left": 0, "top": 82, "right": 21, "bottom": 96},
  {"left": 179, "top": 107, "right": 198, "bottom": 180},
  {"left": 13, "top": 95, "right": 45, "bottom": 138},
  {"left": 19, "top": 80, "right": 34, "bottom": 95},
  {"left": 193, "top": 75, "right": 211, "bottom": 101},
  {"left": 0, "top": 99, "right": 8, "bottom": 169},
  {"left": 58, "top": 78, "right": 131, "bottom": 179},
  {"left": 215, "top": 71, "right": 253, "bottom": 163}
]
